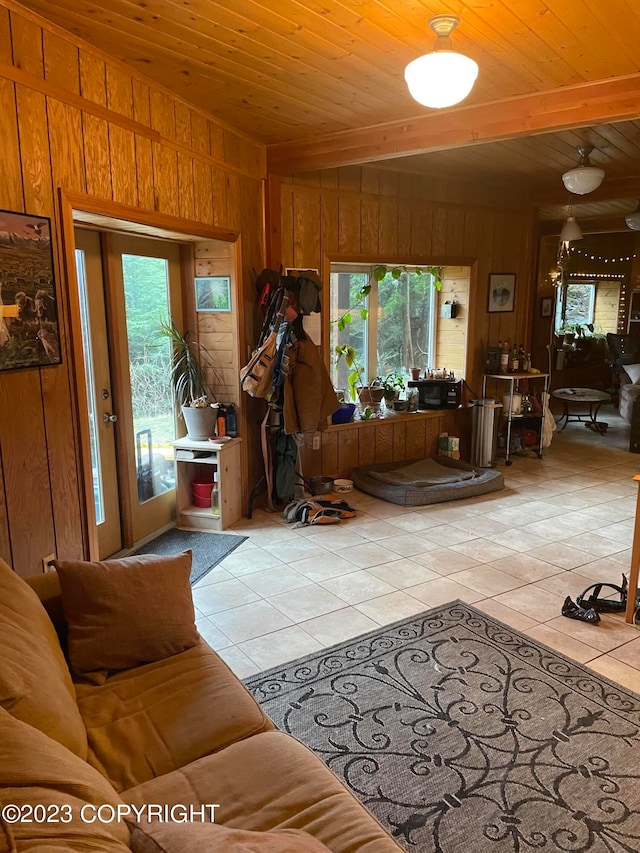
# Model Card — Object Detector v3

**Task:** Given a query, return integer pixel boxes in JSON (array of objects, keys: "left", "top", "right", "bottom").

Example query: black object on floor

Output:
[
  {"left": 133, "top": 528, "right": 247, "bottom": 585},
  {"left": 561, "top": 595, "right": 601, "bottom": 623}
]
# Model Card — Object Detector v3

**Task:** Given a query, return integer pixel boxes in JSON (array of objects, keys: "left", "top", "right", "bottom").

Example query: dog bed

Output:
[{"left": 352, "top": 457, "right": 503, "bottom": 506}]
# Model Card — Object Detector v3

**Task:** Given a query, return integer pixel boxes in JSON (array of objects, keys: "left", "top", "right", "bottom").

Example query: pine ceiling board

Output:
[
  {"left": 36, "top": 0, "right": 390, "bottom": 123},
  {"left": 505, "top": 0, "right": 625, "bottom": 81},
  {"left": 595, "top": 124, "right": 640, "bottom": 167}
]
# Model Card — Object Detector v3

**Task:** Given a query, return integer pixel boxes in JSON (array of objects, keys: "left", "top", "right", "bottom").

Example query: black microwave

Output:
[{"left": 408, "top": 379, "right": 462, "bottom": 410}]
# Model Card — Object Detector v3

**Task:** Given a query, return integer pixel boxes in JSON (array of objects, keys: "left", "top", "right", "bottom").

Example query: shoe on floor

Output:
[{"left": 561, "top": 596, "right": 601, "bottom": 624}]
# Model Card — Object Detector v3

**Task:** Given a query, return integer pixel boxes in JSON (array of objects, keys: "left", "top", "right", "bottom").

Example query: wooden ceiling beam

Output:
[{"left": 267, "top": 74, "right": 640, "bottom": 175}]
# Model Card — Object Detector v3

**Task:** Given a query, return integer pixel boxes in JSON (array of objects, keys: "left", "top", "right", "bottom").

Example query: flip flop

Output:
[{"left": 561, "top": 596, "right": 601, "bottom": 624}]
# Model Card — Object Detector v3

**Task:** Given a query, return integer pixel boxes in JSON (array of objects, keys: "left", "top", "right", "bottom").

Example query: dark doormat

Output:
[
  {"left": 133, "top": 528, "right": 247, "bottom": 585},
  {"left": 245, "top": 601, "right": 640, "bottom": 852}
]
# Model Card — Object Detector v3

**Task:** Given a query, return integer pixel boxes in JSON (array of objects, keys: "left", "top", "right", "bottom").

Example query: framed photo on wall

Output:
[
  {"left": 487, "top": 273, "right": 516, "bottom": 313},
  {"left": 0, "top": 209, "right": 61, "bottom": 371},
  {"left": 194, "top": 276, "right": 231, "bottom": 312},
  {"left": 541, "top": 297, "right": 553, "bottom": 317}
]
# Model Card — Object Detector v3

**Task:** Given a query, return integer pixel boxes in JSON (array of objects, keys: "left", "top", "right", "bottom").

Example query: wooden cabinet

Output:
[{"left": 172, "top": 438, "right": 243, "bottom": 531}]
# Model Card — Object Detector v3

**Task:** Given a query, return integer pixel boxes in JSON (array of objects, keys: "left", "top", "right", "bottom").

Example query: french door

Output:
[{"left": 74, "top": 229, "right": 184, "bottom": 557}]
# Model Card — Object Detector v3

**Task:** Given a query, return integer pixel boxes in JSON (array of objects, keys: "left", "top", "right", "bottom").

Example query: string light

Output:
[
  {"left": 569, "top": 247, "right": 637, "bottom": 263},
  {"left": 568, "top": 271, "right": 626, "bottom": 280}
]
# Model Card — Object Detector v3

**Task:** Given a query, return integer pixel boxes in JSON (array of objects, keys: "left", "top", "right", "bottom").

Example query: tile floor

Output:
[{"left": 193, "top": 408, "right": 640, "bottom": 692}]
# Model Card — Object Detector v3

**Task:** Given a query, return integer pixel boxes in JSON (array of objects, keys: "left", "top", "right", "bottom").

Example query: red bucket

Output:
[{"left": 191, "top": 477, "right": 214, "bottom": 508}]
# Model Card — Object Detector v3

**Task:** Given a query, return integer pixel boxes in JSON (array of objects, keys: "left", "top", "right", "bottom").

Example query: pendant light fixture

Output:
[
  {"left": 404, "top": 15, "right": 478, "bottom": 109},
  {"left": 625, "top": 201, "right": 640, "bottom": 231},
  {"left": 560, "top": 215, "right": 583, "bottom": 244},
  {"left": 561, "top": 145, "right": 605, "bottom": 195}
]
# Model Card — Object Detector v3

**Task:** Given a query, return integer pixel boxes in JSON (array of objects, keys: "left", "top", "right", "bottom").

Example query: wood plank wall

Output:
[
  {"left": 0, "top": 0, "right": 265, "bottom": 575},
  {"left": 269, "top": 166, "right": 534, "bottom": 476}
]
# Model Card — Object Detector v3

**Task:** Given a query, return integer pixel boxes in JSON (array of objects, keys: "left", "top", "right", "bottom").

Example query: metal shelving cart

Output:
[{"left": 482, "top": 373, "right": 550, "bottom": 466}]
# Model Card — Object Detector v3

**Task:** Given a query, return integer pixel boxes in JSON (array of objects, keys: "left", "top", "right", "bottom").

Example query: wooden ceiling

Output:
[{"left": 15, "top": 0, "right": 640, "bottom": 213}]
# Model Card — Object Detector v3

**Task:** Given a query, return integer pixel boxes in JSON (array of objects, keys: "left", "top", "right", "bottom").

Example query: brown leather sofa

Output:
[{"left": 0, "top": 557, "right": 402, "bottom": 852}]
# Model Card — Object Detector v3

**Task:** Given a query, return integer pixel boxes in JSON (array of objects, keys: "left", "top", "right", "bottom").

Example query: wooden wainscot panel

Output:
[
  {"left": 374, "top": 421, "right": 394, "bottom": 464},
  {"left": 47, "top": 98, "right": 85, "bottom": 193},
  {"left": 177, "top": 152, "right": 195, "bottom": 221},
  {"left": 193, "top": 161, "right": 213, "bottom": 224},
  {"left": 337, "top": 427, "right": 358, "bottom": 477},
  {"left": 405, "top": 417, "right": 426, "bottom": 460},
  {"left": 152, "top": 143, "right": 179, "bottom": 216},
  {"left": 105, "top": 64, "right": 133, "bottom": 118},
  {"left": 83, "top": 114, "right": 112, "bottom": 199},
  {"left": 43, "top": 31, "right": 80, "bottom": 94},
  {"left": 134, "top": 135, "right": 154, "bottom": 211},
  {"left": 0, "top": 5, "right": 11, "bottom": 65},
  {"left": 392, "top": 421, "right": 407, "bottom": 462},
  {"left": 15, "top": 86, "right": 52, "bottom": 215},
  {"left": 109, "top": 124, "right": 137, "bottom": 207},
  {"left": 10, "top": 11, "right": 44, "bottom": 78},
  {"left": 132, "top": 78, "right": 151, "bottom": 127},
  {"left": 0, "top": 372, "right": 55, "bottom": 576},
  {"left": 321, "top": 429, "right": 338, "bottom": 477},
  {"left": 79, "top": 52, "right": 107, "bottom": 106}
]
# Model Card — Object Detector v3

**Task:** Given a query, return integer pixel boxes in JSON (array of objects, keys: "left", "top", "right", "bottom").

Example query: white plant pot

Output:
[{"left": 181, "top": 404, "right": 217, "bottom": 440}]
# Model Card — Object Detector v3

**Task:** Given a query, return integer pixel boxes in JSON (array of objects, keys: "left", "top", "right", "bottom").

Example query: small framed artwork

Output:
[
  {"left": 487, "top": 273, "right": 516, "bottom": 313},
  {"left": 194, "top": 276, "right": 231, "bottom": 312},
  {"left": 0, "top": 209, "right": 61, "bottom": 371},
  {"left": 541, "top": 297, "right": 553, "bottom": 318}
]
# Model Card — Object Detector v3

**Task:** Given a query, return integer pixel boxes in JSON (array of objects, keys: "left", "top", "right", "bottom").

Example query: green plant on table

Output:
[
  {"left": 372, "top": 371, "right": 406, "bottom": 402},
  {"left": 334, "top": 343, "right": 365, "bottom": 403},
  {"left": 158, "top": 318, "right": 220, "bottom": 409}
]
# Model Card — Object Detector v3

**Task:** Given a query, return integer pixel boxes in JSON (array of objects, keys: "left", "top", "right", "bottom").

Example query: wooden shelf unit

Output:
[
  {"left": 482, "top": 373, "right": 550, "bottom": 465},
  {"left": 172, "top": 438, "right": 242, "bottom": 531}
]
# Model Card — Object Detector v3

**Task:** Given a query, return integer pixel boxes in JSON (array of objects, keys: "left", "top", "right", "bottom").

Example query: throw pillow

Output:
[
  {"left": 54, "top": 551, "right": 198, "bottom": 677},
  {"left": 623, "top": 362, "right": 640, "bottom": 384},
  {"left": 127, "top": 820, "right": 332, "bottom": 853}
]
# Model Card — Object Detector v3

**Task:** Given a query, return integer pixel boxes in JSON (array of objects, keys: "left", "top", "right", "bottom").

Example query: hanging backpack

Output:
[{"left": 240, "top": 289, "right": 288, "bottom": 398}]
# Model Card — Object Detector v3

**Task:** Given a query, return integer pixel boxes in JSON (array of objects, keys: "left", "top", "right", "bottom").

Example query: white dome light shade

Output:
[
  {"left": 625, "top": 202, "right": 640, "bottom": 231},
  {"left": 405, "top": 52, "right": 478, "bottom": 108},
  {"left": 560, "top": 216, "right": 583, "bottom": 243},
  {"left": 405, "top": 15, "right": 478, "bottom": 110},
  {"left": 561, "top": 146, "right": 605, "bottom": 195}
]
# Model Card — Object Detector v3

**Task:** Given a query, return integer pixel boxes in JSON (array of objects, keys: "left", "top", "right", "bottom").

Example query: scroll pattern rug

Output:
[{"left": 244, "top": 602, "right": 640, "bottom": 852}]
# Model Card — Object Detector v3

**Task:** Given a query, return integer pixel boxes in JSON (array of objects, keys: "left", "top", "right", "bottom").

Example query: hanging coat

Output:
[{"left": 283, "top": 338, "right": 339, "bottom": 434}]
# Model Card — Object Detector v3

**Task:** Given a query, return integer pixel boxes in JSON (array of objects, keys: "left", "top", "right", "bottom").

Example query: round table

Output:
[{"left": 552, "top": 387, "right": 611, "bottom": 434}]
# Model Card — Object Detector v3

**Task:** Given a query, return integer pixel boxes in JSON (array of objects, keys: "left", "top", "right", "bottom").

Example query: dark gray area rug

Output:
[
  {"left": 133, "top": 528, "right": 246, "bottom": 584},
  {"left": 244, "top": 601, "right": 640, "bottom": 852}
]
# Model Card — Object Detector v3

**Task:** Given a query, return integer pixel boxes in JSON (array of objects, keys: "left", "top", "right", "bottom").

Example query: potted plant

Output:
[
  {"left": 373, "top": 371, "right": 406, "bottom": 404},
  {"left": 159, "top": 318, "right": 220, "bottom": 440}
]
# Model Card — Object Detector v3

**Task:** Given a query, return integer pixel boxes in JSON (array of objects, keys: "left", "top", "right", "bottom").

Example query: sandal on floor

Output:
[
  {"left": 576, "top": 574, "right": 639, "bottom": 613},
  {"left": 562, "top": 596, "right": 601, "bottom": 624}
]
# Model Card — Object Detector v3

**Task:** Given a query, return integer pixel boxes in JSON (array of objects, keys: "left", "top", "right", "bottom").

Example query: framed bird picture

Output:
[{"left": 0, "top": 209, "right": 61, "bottom": 371}]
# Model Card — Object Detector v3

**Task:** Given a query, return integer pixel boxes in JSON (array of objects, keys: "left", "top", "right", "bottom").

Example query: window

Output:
[
  {"left": 555, "top": 281, "right": 596, "bottom": 332},
  {"left": 330, "top": 263, "right": 437, "bottom": 392}
]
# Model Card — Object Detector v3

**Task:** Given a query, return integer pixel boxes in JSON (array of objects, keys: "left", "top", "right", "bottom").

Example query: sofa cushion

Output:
[
  {"left": 0, "top": 706, "right": 130, "bottom": 852},
  {"left": 0, "top": 558, "right": 87, "bottom": 759},
  {"left": 123, "top": 731, "right": 402, "bottom": 852},
  {"left": 76, "top": 641, "right": 274, "bottom": 793},
  {"left": 127, "top": 819, "right": 331, "bottom": 852},
  {"left": 623, "top": 362, "right": 640, "bottom": 384},
  {"left": 54, "top": 551, "right": 199, "bottom": 678}
]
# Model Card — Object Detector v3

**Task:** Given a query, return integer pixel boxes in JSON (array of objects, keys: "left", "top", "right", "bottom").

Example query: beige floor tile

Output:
[
  {"left": 287, "top": 552, "right": 361, "bottom": 582},
  {"left": 544, "top": 492, "right": 605, "bottom": 511},
  {"left": 410, "top": 548, "right": 481, "bottom": 576},
  {"left": 245, "top": 527, "right": 305, "bottom": 547},
  {"left": 449, "top": 564, "right": 526, "bottom": 596},
  {"left": 534, "top": 570, "right": 604, "bottom": 600},
  {"left": 368, "top": 558, "right": 441, "bottom": 589},
  {"left": 488, "top": 553, "right": 562, "bottom": 583},
  {"left": 216, "top": 645, "right": 261, "bottom": 679},
  {"left": 192, "top": 578, "right": 260, "bottom": 615},
  {"left": 220, "top": 548, "right": 283, "bottom": 576},
  {"left": 361, "top": 502, "right": 410, "bottom": 519},
  {"left": 241, "top": 564, "right": 312, "bottom": 597},
  {"left": 192, "top": 565, "right": 233, "bottom": 587},
  {"left": 560, "top": 532, "right": 629, "bottom": 558},
  {"left": 195, "top": 616, "right": 233, "bottom": 650},
  {"left": 262, "top": 539, "right": 328, "bottom": 564},
  {"left": 209, "top": 600, "right": 293, "bottom": 644},
  {"left": 301, "top": 608, "right": 379, "bottom": 647},
  {"left": 418, "top": 504, "right": 476, "bottom": 521},
  {"left": 486, "top": 528, "right": 550, "bottom": 553},
  {"left": 525, "top": 624, "right": 601, "bottom": 664},
  {"left": 406, "top": 576, "right": 485, "bottom": 607},
  {"left": 473, "top": 599, "right": 538, "bottom": 632},
  {"left": 350, "top": 520, "right": 408, "bottom": 541},
  {"left": 608, "top": 637, "right": 640, "bottom": 668},
  {"left": 450, "top": 538, "right": 517, "bottom": 563},
  {"left": 419, "top": 524, "right": 478, "bottom": 546},
  {"left": 586, "top": 655, "right": 640, "bottom": 693},
  {"left": 268, "top": 585, "right": 346, "bottom": 621},
  {"left": 378, "top": 533, "right": 439, "bottom": 557},
  {"left": 590, "top": 520, "right": 635, "bottom": 542},
  {"left": 524, "top": 543, "right": 597, "bottom": 570},
  {"left": 238, "top": 625, "right": 323, "bottom": 671},
  {"left": 492, "top": 586, "right": 566, "bottom": 623},
  {"left": 355, "top": 590, "right": 429, "bottom": 624},
  {"left": 303, "top": 528, "right": 368, "bottom": 550},
  {"left": 450, "top": 516, "right": 511, "bottom": 537},
  {"left": 543, "top": 614, "right": 640, "bottom": 654},
  {"left": 339, "top": 542, "right": 404, "bottom": 569},
  {"left": 580, "top": 500, "right": 635, "bottom": 523},
  {"left": 321, "top": 570, "right": 397, "bottom": 604},
  {"left": 385, "top": 511, "right": 437, "bottom": 532},
  {"left": 573, "top": 558, "right": 630, "bottom": 583}
]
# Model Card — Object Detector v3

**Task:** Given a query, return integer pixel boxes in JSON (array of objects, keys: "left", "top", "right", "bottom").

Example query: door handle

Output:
[{"left": 103, "top": 412, "right": 118, "bottom": 423}]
